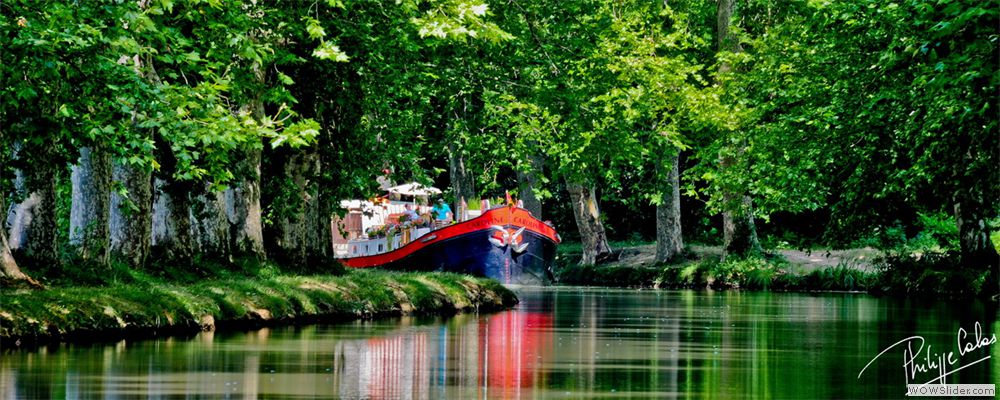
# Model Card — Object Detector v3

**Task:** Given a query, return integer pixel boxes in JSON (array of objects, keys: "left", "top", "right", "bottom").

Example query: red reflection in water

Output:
[
  {"left": 360, "top": 332, "right": 429, "bottom": 399},
  {"left": 481, "top": 311, "right": 553, "bottom": 398},
  {"left": 349, "top": 311, "right": 552, "bottom": 399}
]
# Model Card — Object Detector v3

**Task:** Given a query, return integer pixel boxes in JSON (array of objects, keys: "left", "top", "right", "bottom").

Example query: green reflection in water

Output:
[{"left": 1, "top": 288, "right": 996, "bottom": 399}]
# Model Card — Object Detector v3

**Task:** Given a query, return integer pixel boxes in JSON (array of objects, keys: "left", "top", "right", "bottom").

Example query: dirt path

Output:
[
  {"left": 772, "top": 247, "right": 879, "bottom": 271},
  {"left": 604, "top": 244, "right": 879, "bottom": 271}
]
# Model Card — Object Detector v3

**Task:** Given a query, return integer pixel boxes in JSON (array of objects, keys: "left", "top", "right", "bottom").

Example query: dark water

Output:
[{"left": 2, "top": 287, "right": 998, "bottom": 399}]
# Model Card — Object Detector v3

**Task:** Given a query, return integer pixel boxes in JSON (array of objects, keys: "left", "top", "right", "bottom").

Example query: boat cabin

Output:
[{"left": 332, "top": 200, "right": 433, "bottom": 257}]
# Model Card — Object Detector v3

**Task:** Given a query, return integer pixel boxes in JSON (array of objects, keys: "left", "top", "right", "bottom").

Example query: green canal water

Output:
[{"left": 2, "top": 287, "right": 997, "bottom": 399}]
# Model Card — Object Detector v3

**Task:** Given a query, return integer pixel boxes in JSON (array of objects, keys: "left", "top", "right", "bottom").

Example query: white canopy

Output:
[
  {"left": 339, "top": 199, "right": 373, "bottom": 209},
  {"left": 385, "top": 182, "right": 442, "bottom": 196}
]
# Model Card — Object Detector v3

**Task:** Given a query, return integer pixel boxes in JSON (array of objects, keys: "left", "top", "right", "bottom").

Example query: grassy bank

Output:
[
  {"left": 558, "top": 257, "right": 879, "bottom": 292},
  {"left": 0, "top": 269, "right": 517, "bottom": 348},
  {"left": 556, "top": 242, "right": 992, "bottom": 296}
]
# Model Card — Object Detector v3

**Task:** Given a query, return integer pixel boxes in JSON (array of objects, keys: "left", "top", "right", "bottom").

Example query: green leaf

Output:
[
  {"left": 312, "top": 42, "right": 350, "bottom": 62},
  {"left": 305, "top": 18, "right": 326, "bottom": 39}
]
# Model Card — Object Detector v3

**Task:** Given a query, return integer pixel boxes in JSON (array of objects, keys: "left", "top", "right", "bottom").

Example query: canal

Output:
[{"left": 2, "top": 287, "right": 997, "bottom": 398}]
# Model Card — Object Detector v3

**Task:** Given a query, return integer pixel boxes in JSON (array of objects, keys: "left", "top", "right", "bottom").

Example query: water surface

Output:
[{"left": 2, "top": 287, "right": 997, "bottom": 399}]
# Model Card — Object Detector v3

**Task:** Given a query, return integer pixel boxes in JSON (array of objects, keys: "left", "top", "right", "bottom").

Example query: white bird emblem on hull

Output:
[{"left": 489, "top": 225, "right": 529, "bottom": 253}]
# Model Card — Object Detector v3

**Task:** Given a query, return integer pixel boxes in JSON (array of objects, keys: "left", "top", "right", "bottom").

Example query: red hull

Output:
[{"left": 338, "top": 206, "right": 560, "bottom": 284}]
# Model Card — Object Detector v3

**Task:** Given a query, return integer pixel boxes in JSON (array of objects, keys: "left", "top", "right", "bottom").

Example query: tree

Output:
[
  {"left": 109, "top": 160, "right": 153, "bottom": 268},
  {"left": 0, "top": 0, "right": 510, "bottom": 279},
  {"left": 0, "top": 144, "right": 41, "bottom": 288},
  {"left": 1, "top": 0, "right": 160, "bottom": 271},
  {"left": 475, "top": 0, "right": 714, "bottom": 264},
  {"left": 135, "top": 0, "right": 324, "bottom": 266},
  {"left": 655, "top": 153, "right": 683, "bottom": 263},
  {"left": 715, "top": 0, "right": 761, "bottom": 259},
  {"left": 470, "top": 0, "right": 612, "bottom": 265},
  {"left": 516, "top": 150, "right": 544, "bottom": 218},
  {"left": 712, "top": 1, "right": 997, "bottom": 292},
  {"left": 11, "top": 142, "right": 59, "bottom": 265},
  {"left": 5, "top": 143, "right": 59, "bottom": 267},
  {"left": 69, "top": 146, "right": 111, "bottom": 263},
  {"left": 0, "top": 210, "right": 42, "bottom": 288}
]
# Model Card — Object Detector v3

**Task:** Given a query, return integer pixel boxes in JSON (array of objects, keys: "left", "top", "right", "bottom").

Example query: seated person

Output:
[
  {"left": 432, "top": 199, "right": 453, "bottom": 223},
  {"left": 402, "top": 204, "right": 420, "bottom": 222}
]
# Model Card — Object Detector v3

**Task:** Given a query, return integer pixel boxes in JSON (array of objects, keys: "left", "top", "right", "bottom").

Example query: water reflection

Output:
[{"left": 1, "top": 288, "right": 997, "bottom": 399}]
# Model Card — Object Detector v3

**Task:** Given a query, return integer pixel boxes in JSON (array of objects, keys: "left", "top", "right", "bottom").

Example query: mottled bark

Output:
[
  {"left": 0, "top": 190, "right": 41, "bottom": 288},
  {"left": 4, "top": 143, "right": 26, "bottom": 242},
  {"left": 11, "top": 145, "right": 59, "bottom": 267},
  {"left": 517, "top": 150, "right": 544, "bottom": 218},
  {"left": 953, "top": 187, "right": 999, "bottom": 296},
  {"left": 109, "top": 163, "right": 153, "bottom": 268},
  {"left": 448, "top": 142, "right": 477, "bottom": 215},
  {"left": 70, "top": 146, "right": 112, "bottom": 263},
  {"left": 567, "top": 181, "right": 612, "bottom": 265},
  {"left": 722, "top": 195, "right": 761, "bottom": 259},
  {"left": 270, "top": 150, "right": 330, "bottom": 266},
  {"left": 225, "top": 64, "right": 267, "bottom": 261},
  {"left": 108, "top": 34, "right": 158, "bottom": 268},
  {"left": 716, "top": 0, "right": 742, "bottom": 57},
  {"left": 5, "top": 193, "right": 37, "bottom": 252},
  {"left": 191, "top": 183, "right": 231, "bottom": 261},
  {"left": 717, "top": 0, "right": 760, "bottom": 260},
  {"left": 655, "top": 154, "right": 683, "bottom": 263},
  {"left": 225, "top": 148, "right": 266, "bottom": 260},
  {"left": 151, "top": 177, "right": 195, "bottom": 264}
]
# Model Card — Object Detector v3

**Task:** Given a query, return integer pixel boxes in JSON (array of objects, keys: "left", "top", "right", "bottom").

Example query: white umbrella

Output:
[{"left": 385, "top": 182, "right": 442, "bottom": 196}]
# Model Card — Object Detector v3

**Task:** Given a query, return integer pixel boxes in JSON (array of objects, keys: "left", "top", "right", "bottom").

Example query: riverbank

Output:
[
  {"left": 558, "top": 256, "right": 878, "bottom": 292},
  {"left": 555, "top": 242, "right": 987, "bottom": 296},
  {"left": 0, "top": 270, "right": 517, "bottom": 349}
]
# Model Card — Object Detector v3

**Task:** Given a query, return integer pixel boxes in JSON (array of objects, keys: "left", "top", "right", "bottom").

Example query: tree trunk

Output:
[
  {"left": 567, "top": 181, "right": 612, "bottom": 265},
  {"left": 655, "top": 154, "right": 683, "bottom": 263},
  {"left": 517, "top": 150, "right": 544, "bottom": 218},
  {"left": 6, "top": 152, "right": 34, "bottom": 252},
  {"left": 151, "top": 177, "right": 195, "bottom": 265},
  {"left": 225, "top": 64, "right": 267, "bottom": 261},
  {"left": 717, "top": 0, "right": 760, "bottom": 260},
  {"left": 12, "top": 145, "right": 59, "bottom": 267},
  {"left": 70, "top": 146, "right": 112, "bottom": 264},
  {"left": 110, "top": 51, "right": 156, "bottom": 269},
  {"left": 270, "top": 150, "right": 330, "bottom": 267},
  {"left": 5, "top": 192, "right": 37, "bottom": 252},
  {"left": 225, "top": 148, "right": 266, "bottom": 261},
  {"left": 109, "top": 163, "right": 153, "bottom": 268},
  {"left": 722, "top": 195, "right": 761, "bottom": 259},
  {"left": 0, "top": 137, "right": 38, "bottom": 287},
  {"left": 0, "top": 190, "right": 41, "bottom": 289},
  {"left": 448, "top": 142, "right": 477, "bottom": 214},
  {"left": 953, "top": 188, "right": 1000, "bottom": 297},
  {"left": 716, "top": 0, "right": 742, "bottom": 57},
  {"left": 5, "top": 143, "right": 26, "bottom": 244},
  {"left": 191, "top": 183, "right": 231, "bottom": 261}
]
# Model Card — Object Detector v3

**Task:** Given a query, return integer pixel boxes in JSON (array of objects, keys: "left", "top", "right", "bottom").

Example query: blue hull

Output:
[{"left": 379, "top": 230, "right": 557, "bottom": 285}]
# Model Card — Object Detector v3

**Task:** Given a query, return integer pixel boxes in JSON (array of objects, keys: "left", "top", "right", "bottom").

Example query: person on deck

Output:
[
  {"left": 432, "top": 199, "right": 453, "bottom": 225},
  {"left": 402, "top": 204, "right": 420, "bottom": 222}
]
